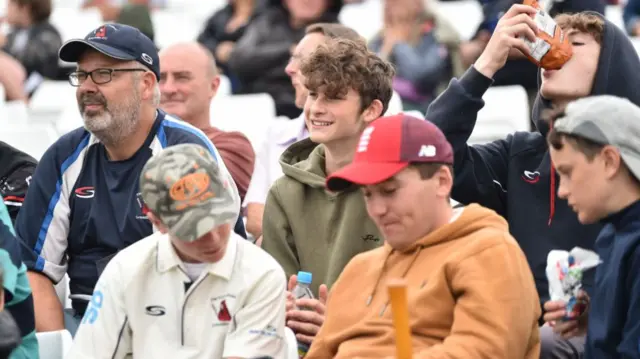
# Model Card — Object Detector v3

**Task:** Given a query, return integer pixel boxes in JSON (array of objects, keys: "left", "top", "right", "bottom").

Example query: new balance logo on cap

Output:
[{"left": 419, "top": 145, "right": 436, "bottom": 157}]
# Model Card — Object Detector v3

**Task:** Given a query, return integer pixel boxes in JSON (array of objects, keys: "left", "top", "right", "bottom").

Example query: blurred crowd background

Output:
[{"left": 0, "top": 0, "right": 637, "bottom": 162}]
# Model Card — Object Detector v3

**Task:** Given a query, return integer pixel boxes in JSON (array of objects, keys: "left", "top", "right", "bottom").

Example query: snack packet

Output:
[
  {"left": 546, "top": 247, "right": 601, "bottom": 319},
  {"left": 519, "top": 0, "right": 573, "bottom": 70}
]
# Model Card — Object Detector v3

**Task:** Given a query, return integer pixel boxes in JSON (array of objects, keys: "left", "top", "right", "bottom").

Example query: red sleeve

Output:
[{"left": 207, "top": 130, "right": 256, "bottom": 201}]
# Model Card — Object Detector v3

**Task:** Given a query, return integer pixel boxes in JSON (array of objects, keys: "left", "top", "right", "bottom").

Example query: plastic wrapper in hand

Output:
[
  {"left": 519, "top": 0, "right": 573, "bottom": 70},
  {"left": 546, "top": 247, "right": 601, "bottom": 319}
]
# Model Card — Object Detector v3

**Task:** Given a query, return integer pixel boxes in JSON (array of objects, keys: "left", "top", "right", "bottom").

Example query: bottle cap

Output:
[{"left": 297, "top": 271, "right": 312, "bottom": 284}]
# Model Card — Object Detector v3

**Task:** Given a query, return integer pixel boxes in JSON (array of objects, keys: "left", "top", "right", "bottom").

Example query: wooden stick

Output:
[{"left": 388, "top": 279, "right": 412, "bottom": 359}]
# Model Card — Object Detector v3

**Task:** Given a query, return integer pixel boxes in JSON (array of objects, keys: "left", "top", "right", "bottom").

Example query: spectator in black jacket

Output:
[
  {"left": 0, "top": 142, "right": 36, "bottom": 224},
  {"left": 426, "top": 6, "right": 639, "bottom": 359},
  {"left": 228, "top": 0, "right": 342, "bottom": 119},
  {"left": 197, "top": 0, "right": 266, "bottom": 92}
]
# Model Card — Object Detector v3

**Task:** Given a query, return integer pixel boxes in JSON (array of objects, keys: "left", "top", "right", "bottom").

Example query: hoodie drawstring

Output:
[
  {"left": 549, "top": 163, "right": 556, "bottom": 226},
  {"left": 366, "top": 254, "right": 389, "bottom": 307},
  {"left": 366, "top": 247, "right": 423, "bottom": 316}
]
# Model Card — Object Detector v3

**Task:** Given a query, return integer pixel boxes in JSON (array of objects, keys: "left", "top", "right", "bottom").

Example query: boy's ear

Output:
[
  {"left": 602, "top": 145, "right": 623, "bottom": 179},
  {"left": 363, "top": 99, "right": 384, "bottom": 124},
  {"left": 435, "top": 165, "right": 454, "bottom": 199}
]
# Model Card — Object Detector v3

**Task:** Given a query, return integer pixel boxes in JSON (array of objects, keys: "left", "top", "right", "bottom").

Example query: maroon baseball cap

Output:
[{"left": 326, "top": 114, "right": 453, "bottom": 191}]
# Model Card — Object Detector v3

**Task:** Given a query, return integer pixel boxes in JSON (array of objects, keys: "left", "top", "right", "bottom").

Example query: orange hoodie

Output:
[{"left": 306, "top": 204, "right": 541, "bottom": 359}]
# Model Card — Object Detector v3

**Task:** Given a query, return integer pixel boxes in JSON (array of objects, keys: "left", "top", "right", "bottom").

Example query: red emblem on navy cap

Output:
[{"left": 94, "top": 26, "right": 107, "bottom": 38}]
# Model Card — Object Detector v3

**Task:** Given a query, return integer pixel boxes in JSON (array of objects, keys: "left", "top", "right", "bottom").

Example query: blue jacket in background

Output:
[
  {"left": 585, "top": 200, "right": 640, "bottom": 359},
  {"left": 0, "top": 199, "right": 38, "bottom": 359},
  {"left": 369, "top": 26, "right": 451, "bottom": 111},
  {"left": 623, "top": 0, "right": 640, "bottom": 35}
]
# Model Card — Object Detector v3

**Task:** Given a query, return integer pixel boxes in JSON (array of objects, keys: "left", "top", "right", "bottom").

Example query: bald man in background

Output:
[{"left": 159, "top": 42, "right": 255, "bottom": 200}]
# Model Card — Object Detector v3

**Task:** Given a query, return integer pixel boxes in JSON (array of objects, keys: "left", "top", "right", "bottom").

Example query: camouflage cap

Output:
[{"left": 139, "top": 143, "right": 239, "bottom": 242}]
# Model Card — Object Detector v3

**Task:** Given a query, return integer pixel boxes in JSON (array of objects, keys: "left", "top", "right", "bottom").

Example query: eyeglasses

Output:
[{"left": 68, "top": 68, "right": 147, "bottom": 86}]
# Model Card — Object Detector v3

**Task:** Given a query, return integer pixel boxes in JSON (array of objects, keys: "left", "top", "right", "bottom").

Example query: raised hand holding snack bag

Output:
[
  {"left": 546, "top": 247, "right": 601, "bottom": 320},
  {"left": 519, "top": 0, "right": 573, "bottom": 69}
]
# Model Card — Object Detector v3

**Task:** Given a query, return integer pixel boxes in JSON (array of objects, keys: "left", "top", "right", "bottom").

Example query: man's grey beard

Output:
[{"left": 80, "top": 86, "right": 142, "bottom": 148}]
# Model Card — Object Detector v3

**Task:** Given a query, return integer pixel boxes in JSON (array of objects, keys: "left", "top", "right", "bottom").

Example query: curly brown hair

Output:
[
  {"left": 300, "top": 38, "right": 395, "bottom": 114},
  {"left": 555, "top": 13, "right": 605, "bottom": 44}
]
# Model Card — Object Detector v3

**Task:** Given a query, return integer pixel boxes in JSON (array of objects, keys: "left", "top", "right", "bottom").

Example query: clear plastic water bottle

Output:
[{"left": 292, "top": 271, "right": 314, "bottom": 358}]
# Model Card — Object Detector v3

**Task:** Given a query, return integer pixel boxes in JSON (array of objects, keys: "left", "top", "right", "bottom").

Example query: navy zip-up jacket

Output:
[
  {"left": 426, "top": 15, "right": 640, "bottom": 311},
  {"left": 585, "top": 200, "right": 640, "bottom": 359},
  {"left": 15, "top": 110, "right": 246, "bottom": 314}
]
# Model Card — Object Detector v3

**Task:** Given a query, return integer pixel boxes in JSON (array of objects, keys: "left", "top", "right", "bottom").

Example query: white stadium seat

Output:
[
  {"left": 0, "top": 123, "right": 59, "bottom": 160},
  {"left": 338, "top": 0, "right": 384, "bottom": 41},
  {"left": 152, "top": 10, "right": 201, "bottom": 49},
  {"left": 210, "top": 93, "right": 277, "bottom": 151},
  {"left": 433, "top": 0, "right": 483, "bottom": 41},
  {"left": 218, "top": 75, "right": 232, "bottom": 96},
  {"left": 36, "top": 330, "right": 73, "bottom": 359},
  {"left": 49, "top": 8, "right": 102, "bottom": 43},
  {"left": 30, "top": 81, "right": 77, "bottom": 116},
  {"left": 630, "top": 37, "right": 640, "bottom": 56},
  {"left": 384, "top": 90, "right": 404, "bottom": 116},
  {"left": 3, "top": 101, "right": 30, "bottom": 124},
  {"left": 470, "top": 85, "right": 530, "bottom": 145},
  {"left": 285, "top": 327, "right": 298, "bottom": 359},
  {"left": 605, "top": 4, "right": 625, "bottom": 30}
]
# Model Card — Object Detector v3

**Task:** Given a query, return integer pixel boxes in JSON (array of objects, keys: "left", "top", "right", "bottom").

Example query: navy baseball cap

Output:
[{"left": 59, "top": 23, "right": 160, "bottom": 80}]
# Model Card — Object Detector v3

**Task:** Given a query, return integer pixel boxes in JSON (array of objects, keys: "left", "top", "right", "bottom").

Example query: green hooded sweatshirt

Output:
[{"left": 262, "top": 139, "right": 383, "bottom": 296}]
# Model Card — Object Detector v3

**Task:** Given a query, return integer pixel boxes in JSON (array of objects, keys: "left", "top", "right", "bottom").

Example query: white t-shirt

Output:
[
  {"left": 68, "top": 231, "right": 287, "bottom": 359},
  {"left": 243, "top": 114, "right": 308, "bottom": 206}
]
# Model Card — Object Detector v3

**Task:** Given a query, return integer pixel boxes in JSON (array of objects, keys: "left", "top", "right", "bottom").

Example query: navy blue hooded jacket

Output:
[
  {"left": 425, "top": 15, "right": 640, "bottom": 312},
  {"left": 584, "top": 200, "right": 640, "bottom": 359}
]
